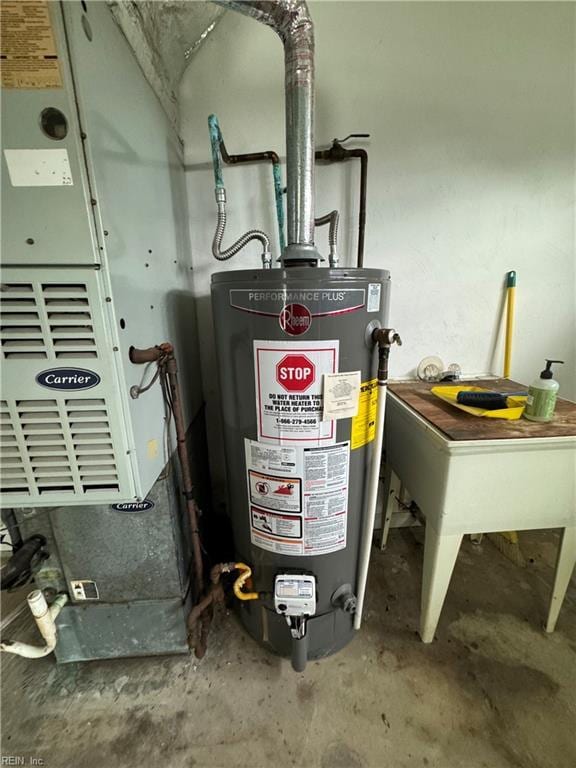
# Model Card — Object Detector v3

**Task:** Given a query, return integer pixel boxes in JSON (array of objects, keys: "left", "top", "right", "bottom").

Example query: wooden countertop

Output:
[{"left": 387, "top": 378, "right": 576, "bottom": 441}]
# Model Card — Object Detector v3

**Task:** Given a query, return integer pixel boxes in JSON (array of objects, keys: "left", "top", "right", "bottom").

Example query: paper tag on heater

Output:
[{"left": 323, "top": 371, "right": 361, "bottom": 420}]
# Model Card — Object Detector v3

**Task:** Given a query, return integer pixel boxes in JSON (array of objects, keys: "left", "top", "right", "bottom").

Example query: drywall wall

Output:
[{"left": 180, "top": 1, "right": 575, "bottom": 497}]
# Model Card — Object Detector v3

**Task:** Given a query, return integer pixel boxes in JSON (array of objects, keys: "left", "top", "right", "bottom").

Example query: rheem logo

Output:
[
  {"left": 276, "top": 354, "right": 315, "bottom": 392},
  {"left": 279, "top": 303, "right": 311, "bottom": 336}
]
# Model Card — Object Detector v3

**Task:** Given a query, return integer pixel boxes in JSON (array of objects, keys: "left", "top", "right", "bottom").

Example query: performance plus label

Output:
[{"left": 230, "top": 289, "right": 366, "bottom": 320}]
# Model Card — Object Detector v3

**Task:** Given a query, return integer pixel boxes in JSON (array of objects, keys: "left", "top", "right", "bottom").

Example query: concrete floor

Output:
[{"left": 1, "top": 528, "right": 575, "bottom": 768}]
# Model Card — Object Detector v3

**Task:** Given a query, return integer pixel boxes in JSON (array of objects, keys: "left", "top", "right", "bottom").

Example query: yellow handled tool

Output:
[
  {"left": 504, "top": 270, "right": 516, "bottom": 378},
  {"left": 496, "top": 271, "right": 525, "bottom": 565}
]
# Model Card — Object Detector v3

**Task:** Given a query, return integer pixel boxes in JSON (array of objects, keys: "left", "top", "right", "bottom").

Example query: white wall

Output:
[{"left": 180, "top": 1, "right": 575, "bottom": 495}]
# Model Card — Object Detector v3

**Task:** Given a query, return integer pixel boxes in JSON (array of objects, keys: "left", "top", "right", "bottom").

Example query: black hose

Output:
[{"left": 0, "top": 535, "right": 46, "bottom": 591}]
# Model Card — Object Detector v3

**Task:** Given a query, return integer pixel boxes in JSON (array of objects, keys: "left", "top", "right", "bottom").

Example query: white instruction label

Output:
[
  {"left": 367, "top": 283, "right": 381, "bottom": 313},
  {"left": 246, "top": 439, "right": 349, "bottom": 556},
  {"left": 303, "top": 442, "right": 349, "bottom": 554},
  {"left": 323, "top": 371, "right": 361, "bottom": 420},
  {"left": 4, "top": 149, "right": 73, "bottom": 186},
  {"left": 245, "top": 440, "right": 299, "bottom": 474},
  {"left": 254, "top": 339, "right": 339, "bottom": 446}
]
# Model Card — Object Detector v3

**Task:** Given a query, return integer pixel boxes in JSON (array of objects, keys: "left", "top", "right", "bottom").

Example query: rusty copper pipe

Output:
[
  {"left": 188, "top": 591, "right": 218, "bottom": 629},
  {"left": 129, "top": 346, "right": 254, "bottom": 657},
  {"left": 213, "top": 134, "right": 369, "bottom": 268},
  {"left": 315, "top": 141, "right": 368, "bottom": 268},
  {"left": 129, "top": 342, "right": 175, "bottom": 365},
  {"left": 220, "top": 138, "right": 280, "bottom": 167},
  {"left": 187, "top": 561, "right": 236, "bottom": 657},
  {"left": 129, "top": 343, "right": 203, "bottom": 604},
  {"left": 187, "top": 563, "right": 235, "bottom": 626},
  {"left": 163, "top": 355, "right": 204, "bottom": 602}
]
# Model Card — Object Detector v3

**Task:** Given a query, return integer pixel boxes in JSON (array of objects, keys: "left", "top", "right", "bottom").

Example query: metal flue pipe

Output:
[{"left": 214, "top": 1, "right": 320, "bottom": 263}]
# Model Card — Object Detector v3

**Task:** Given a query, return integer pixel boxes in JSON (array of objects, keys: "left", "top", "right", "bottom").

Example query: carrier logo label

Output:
[
  {"left": 36, "top": 367, "right": 100, "bottom": 390},
  {"left": 111, "top": 499, "right": 155, "bottom": 512},
  {"left": 279, "top": 303, "right": 312, "bottom": 336}
]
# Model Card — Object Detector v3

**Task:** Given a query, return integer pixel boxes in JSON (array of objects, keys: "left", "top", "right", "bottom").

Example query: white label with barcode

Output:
[{"left": 367, "top": 283, "right": 381, "bottom": 312}]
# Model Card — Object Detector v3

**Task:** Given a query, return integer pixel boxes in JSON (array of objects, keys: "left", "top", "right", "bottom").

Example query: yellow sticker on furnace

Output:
[
  {"left": 351, "top": 379, "right": 378, "bottom": 450},
  {"left": 1, "top": 1, "right": 62, "bottom": 89}
]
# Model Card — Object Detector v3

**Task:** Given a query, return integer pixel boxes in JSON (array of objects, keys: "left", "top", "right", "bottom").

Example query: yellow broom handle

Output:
[{"left": 504, "top": 271, "right": 516, "bottom": 379}]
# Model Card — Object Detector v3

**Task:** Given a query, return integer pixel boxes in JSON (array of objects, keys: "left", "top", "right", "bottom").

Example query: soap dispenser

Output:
[{"left": 524, "top": 359, "right": 564, "bottom": 422}]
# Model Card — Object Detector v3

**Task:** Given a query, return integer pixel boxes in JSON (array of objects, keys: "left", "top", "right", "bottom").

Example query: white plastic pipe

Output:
[
  {"left": 0, "top": 590, "right": 68, "bottom": 658},
  {"left": 354, "top": 381, "right": 387, "bottom": 629}
]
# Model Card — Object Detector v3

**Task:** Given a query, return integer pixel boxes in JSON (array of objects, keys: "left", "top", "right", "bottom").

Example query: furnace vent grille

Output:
[
  {"left": 0, "top": 398, "right": 120, "bottom": 498},
  {"left": 1, "top": 283, "right": 97, "bottom": 360}
]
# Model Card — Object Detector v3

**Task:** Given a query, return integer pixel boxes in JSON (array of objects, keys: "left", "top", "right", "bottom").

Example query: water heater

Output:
[
  {"left": 202, "top": 1, "right": 401, "bottom": 670},
  {"left": 212, "top": 268, "right": 390, "bottom": 663}
]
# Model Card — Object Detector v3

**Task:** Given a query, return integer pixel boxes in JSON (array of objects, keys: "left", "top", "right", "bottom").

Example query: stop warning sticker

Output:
[{"left": 254, "top": 339, "right": 339, "bottom": 446}]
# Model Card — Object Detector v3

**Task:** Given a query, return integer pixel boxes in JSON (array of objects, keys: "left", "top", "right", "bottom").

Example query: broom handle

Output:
[{"left": 504, "top": 270, "right": 516, "bottom": 378}]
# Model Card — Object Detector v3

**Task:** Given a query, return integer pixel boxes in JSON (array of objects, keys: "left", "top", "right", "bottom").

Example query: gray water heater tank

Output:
[{"left": 211, "top": 267, "right": 390, "bottom": 665}]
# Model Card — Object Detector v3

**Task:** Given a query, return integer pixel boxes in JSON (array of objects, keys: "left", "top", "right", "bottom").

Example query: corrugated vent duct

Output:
[{"left": 106, "top": 0, "right": 225, "bottom": 129}]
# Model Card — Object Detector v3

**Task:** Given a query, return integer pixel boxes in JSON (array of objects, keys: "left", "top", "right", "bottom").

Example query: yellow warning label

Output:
[
  {"left": 0, "top": 1, "right": 62, "bottom": 89},
  {"left": 146, "top": 439, "right": 159, "bottom": 460},
  {"left": 351, "top": 379, "right": 378, "bottom": 449}
]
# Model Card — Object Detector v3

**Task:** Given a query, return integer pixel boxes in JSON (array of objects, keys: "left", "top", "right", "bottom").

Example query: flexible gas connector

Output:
[
  {"left": 208, "top": 116, "right": 272, "bottom": 268},
  {"left": 233, "top": 563, "right": 260, "bottom": 601},
  {"left": 315, "top": 210, "right": 339, "bottom": 267},
  {"left": 212, "top": 188, "right": 272, "bottom": 268}
]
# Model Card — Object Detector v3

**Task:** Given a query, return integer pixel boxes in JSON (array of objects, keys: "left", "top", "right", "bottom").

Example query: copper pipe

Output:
[
  {"left": 129, "top": 344, "right": 165, "bottom": 365},
  {"left": 212, "top": 133, "right": 369, "bottom": 268},
  {"left": 163, "top": 354, "right": 204, "bottom": 602},
  {"left": 220, "top": 138, "right": 280, "bottom": 167},
  {"left": 315, "top": 139, "right": 368, "bottom": 268},
  {"left": 129, "top": 344, "right": 203, "bottom": 602},
  {"left": 187, "top": 561, "right": 236, "bottom": 657}
]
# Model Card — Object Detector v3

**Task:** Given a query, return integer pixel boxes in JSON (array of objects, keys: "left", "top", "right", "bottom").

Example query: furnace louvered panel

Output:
[
  {"left": 0, "top": 268, "right": 136, "bottom": 505},
  {"left": 0, "top": 283, "right": 47, "bottom": 360},
  {"left": 0, "top": 398, "right": 121, "bottom": 498},
  {"left": 1, "top": 282, "right": 97, "bottom": 361},
  {"left": 43, "top": 283, "right": 98, "bottom": 359}
]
